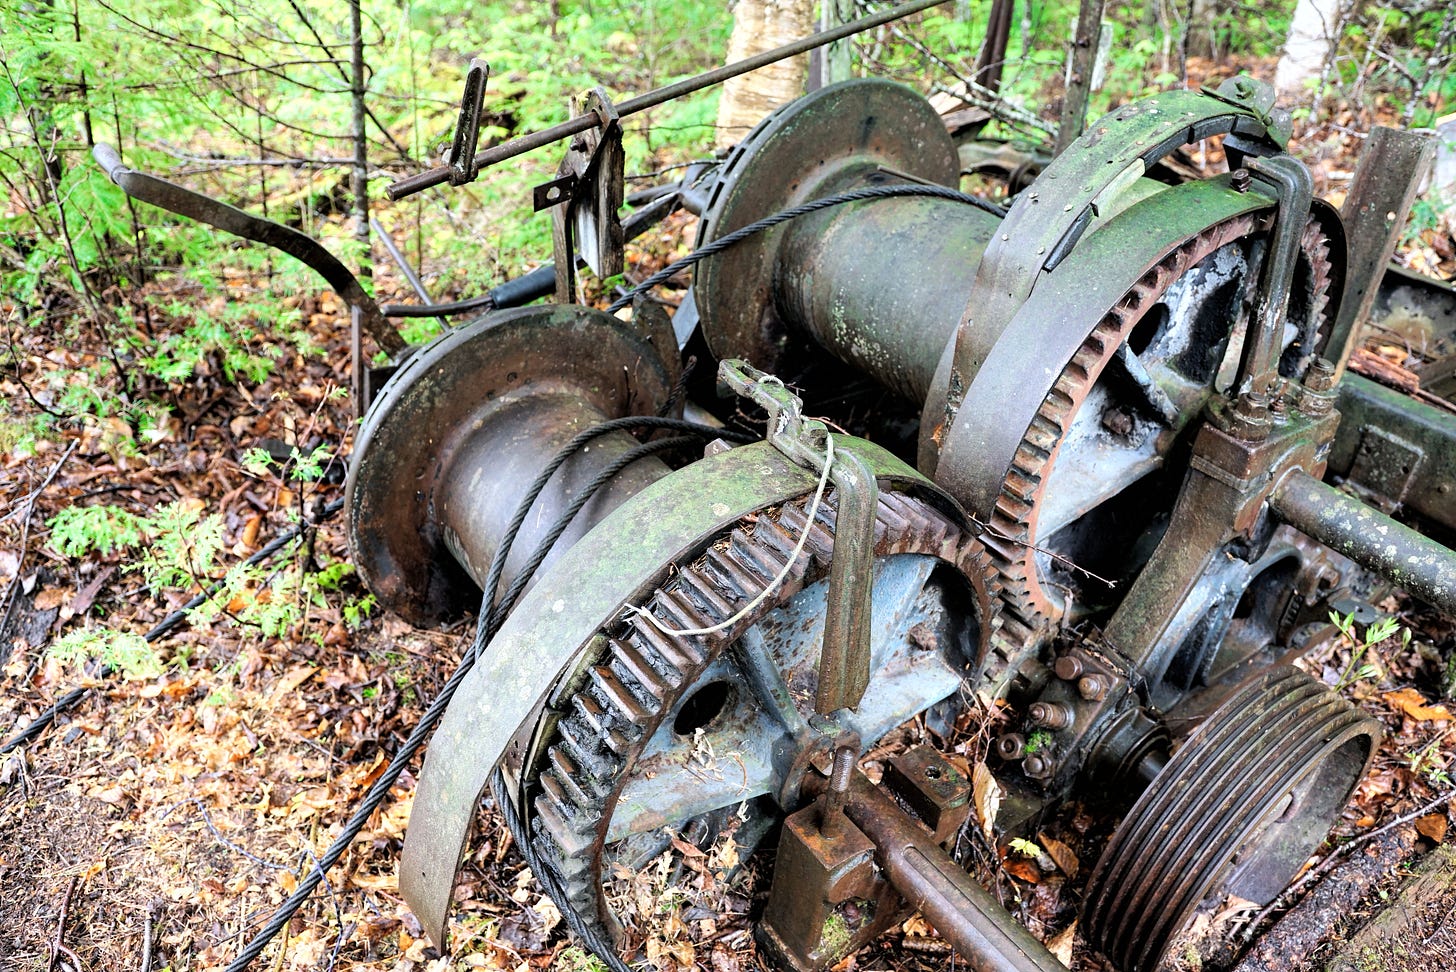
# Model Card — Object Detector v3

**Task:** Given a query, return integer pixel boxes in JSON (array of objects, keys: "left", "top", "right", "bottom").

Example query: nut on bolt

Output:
[
  {"left": 1078, "top": 674, "right": 1111, "bottom": 701},
  {"left": 1053, "top": 655, "right": 1085, "bottom": 681},
  {"left": 1229, "top": 390, "right": 1272, "bottom": 440},
  {"left": 1028, "top": 701, "right": 1074, "bottom": 730},
  {"left": 1298, "top": 357, "right": 1337, "bottom": 416},
  {"left": 1230, "top": 167, "right": 1251, "bottom": 192},
  {"left": 1023, "top": 754, "right": 1053, "bottom": 779},
  {"left": 996, "top": 733, "right": 1027, "bottom": 760},
  {"left": 1302, "top": 357, "right": 1337, "bottom": 391}
]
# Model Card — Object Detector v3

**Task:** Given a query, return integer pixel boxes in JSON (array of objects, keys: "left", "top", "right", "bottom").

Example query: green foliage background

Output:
[{"left": 0, "top": 0, "right": 1450, "bottom": 437}]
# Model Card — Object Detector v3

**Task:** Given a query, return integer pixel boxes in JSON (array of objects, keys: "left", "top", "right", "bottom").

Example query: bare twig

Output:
[
  {"left": 1242, "top": 786, "right": 1456, "bottom": 940},
  {"left": 159, "top": 798, "right": 298, "bottom": 874},
  {"left": 0, "top": 439, "right": 78, "bottom": 662},
  {"left": 138, "top": 901, "right": 160, "bottom": 972},
  {"left": 47, "top": 875, "right": 79, "bottom": 972}
]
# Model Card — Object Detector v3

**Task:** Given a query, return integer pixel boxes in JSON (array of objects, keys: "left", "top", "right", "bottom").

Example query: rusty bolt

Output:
[
  {"left": 1078, "top": 674, "right": 1111, "bottom": 701},
  {"left": 820, "top": 741, "right": 858, "bottom": 837},
  {"left": 996, "top": 733, "right": 1027, "bottom": 761},
  {"left": 1228, "top": 391, "right": 1272, "bottom": 441},
  {"left": 1052, "top": 655, "right": 1085, "bottom": 681},
  {"left": 1023, "top": 754, "right": 1053, "bottom": 779},
  {"left": 1303, "top": 357, "right": 1337, "bottom": 392},
  {"left": 1028, "top": 702, "right": 1074, "bottom": 730},
  {"left": 1230, "top": 167, "right": 1251, "bottom": 192},
  {"left": 1101, "top": 406, "right": 1134, "bottom": 436}
]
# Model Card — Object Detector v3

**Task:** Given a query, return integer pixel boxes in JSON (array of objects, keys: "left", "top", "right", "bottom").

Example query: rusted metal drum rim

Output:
[
  {"left": 1082, "top": 664, "right": 1381, "bottom": 972},
  {"left": 345, "top": 305, "right": 672, "bottom": 623},
  {"left": 694, "top": 77, "right": 960, "bottom": 373}
]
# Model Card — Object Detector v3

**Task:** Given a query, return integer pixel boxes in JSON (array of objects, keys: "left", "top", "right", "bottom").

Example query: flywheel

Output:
[
  {"left": 1081, "top": 665, "right": 1381, "bottom": 972},
  {"left": 515, "top": 485, "right": 998, "bottom": 945}
]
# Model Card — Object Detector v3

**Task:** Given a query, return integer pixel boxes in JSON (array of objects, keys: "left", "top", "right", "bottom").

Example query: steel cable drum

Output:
[{"left": 1081, "top": 665, "right": 1381, "bottom": 972}]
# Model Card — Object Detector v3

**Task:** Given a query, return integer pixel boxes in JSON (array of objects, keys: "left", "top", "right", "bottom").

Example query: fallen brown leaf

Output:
[
  {"left": 972, "top": 760, "right": 1001, "bottom": 842},
  {"left": 1047, "top": 921, "right": 1076, "bottom": 967},
  {"left": 1415, "top": 813, "right": 1447, "bottom": 843},
  {"left": 1040, "top": 834, "right": 1079, "bottom": 879},
  {"left": 1003, "top": 858, "right": 1041, "bottom": 884},
  {"left": 1384, "top": 688, "right": 1452, "bottom": 722}
]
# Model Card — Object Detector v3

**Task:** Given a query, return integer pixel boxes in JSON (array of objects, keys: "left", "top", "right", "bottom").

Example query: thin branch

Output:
[
  {"left": 46, "top": 875, "right": 79, "bottom": 972},
  {"left": 282, "top": 0, "right": 414, "bottom": 161},
  {"left": 89, "top": 1, "right": 364, "bottom": 97},
  {"left": 1241, "top": 786, "right": 1456, "bottom": 941}
]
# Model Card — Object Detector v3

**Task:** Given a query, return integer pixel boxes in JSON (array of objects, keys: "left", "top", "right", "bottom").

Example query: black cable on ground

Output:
[
  {"left": 0, "top": 497, "right": 347, "bottom": 757},
  {"left": 224, "top": 431, "right": 712, "bottom": 972},
  {"left": 606, "top": 182, "right": 1006, "bottom": 314}
]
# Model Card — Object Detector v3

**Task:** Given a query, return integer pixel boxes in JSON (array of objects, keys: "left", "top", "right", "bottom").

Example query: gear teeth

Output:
[
  {"left": 522, "top": 488, "right": 999, "bottom": 947},
  {"left": 654, "top": 588, "right": 716, "bottom": 634},
  {"left": 1026, "top": 416, "right": 1061, "bottom": 451},
  {"left": 632, "top": 623, "right": 703, "bottom": 673},
  {"left": 570, "top": 693, "right": 611, "bottom": 739},
  {"left": 547, "top": 748, "right": 604, "bottom": 805},
  {"left": 612, "top": 637, "right": 676, "bottom": 698},
  {"left": 535, "top": 796, "right": 589, "bottom": 859},
  {"left": 559, "top": 714, "right": 618, "bottom": 777},
  {"left": 776, "top": 503, "right": 836, "bottom": 562},
  {"left": 876, "top": 492, "right": 913, "bottom": 534},
  {"left": 703, "top": 546, "right": 763, "bottom": 600},
  {"left": 678, "top": 566, "right": 736, "bottom": 619},
  {"left": 590, "top": 664, "right": 652, "bottom": 723},
  {"left": 725, "top": 526, "right": 786, "bottom": 582},
  {"left": 977, "top": 212, "right": 1333, "bottom": 696}
]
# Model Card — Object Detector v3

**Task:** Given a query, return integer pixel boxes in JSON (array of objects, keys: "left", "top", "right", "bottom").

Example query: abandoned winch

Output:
[
  {"left": 337, "top": 76, "right": 1454, "bottom": 971},
  {"left": 97, "top": 52, "right": 1456, "bottom": 972}
]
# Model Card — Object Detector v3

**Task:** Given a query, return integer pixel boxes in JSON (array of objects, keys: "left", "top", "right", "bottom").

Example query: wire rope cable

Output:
[
  {"left": 224, "top": 428, "right": 726, "bottom": 971},
  {"left": 606, "top": 182, "right": 1005, "bottom": 314}
]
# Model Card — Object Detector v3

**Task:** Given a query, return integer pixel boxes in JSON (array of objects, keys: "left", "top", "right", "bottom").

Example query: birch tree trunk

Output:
[
  {"left": 714, "top": 0, "right": 814, "bottom": 150},
  {"left": 1275, "top": 0, "right": 1349, "bottom": 103}
]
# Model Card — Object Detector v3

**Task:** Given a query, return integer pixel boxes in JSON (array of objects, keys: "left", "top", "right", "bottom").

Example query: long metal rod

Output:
[
  {"left": 370, "top": 216, "right": 447, "bottom": 328},
  {"left": 843, "top": 772, "right": 1067, "bottom": 972},
  {"left": 385, "top": 0, "right": 952, "bottom": 200},
  {"left": 1269, "top": 469, "right": 1456, "bottom": 615}
]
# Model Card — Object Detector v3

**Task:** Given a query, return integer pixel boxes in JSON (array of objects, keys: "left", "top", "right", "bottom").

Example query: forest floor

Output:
[{"left": 3, "top": 54, "right": 1456, "bottom": 972}]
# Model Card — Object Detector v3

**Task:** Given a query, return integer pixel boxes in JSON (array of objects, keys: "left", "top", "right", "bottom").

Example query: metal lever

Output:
[
  {"left": 447, "top": 59, "right": 489, "bottom": 186},
  {"left": 718, "top": 359, "right": 878, "bottom": 713},
  {"left": 92, "top": 144, "right": 404, "bottom": 358},
  {"left": 1238, "top": 153, "right": 1313, "bottom": 394}
]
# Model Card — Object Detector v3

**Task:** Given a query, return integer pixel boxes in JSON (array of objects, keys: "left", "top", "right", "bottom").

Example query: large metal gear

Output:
[
  {"left": 520, "top": 485, "right": 998, "bottom": 943},
  {"left": 977, "top": 212, "right": 1337, "bottom": 699}
]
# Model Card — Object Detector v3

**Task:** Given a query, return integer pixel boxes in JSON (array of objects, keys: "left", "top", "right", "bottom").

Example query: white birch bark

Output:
[
  {"left": 714, "top": 0, "right": 814, "bottom": 150},
  {"left": 1274, "top": 0, "right": 1349, "bottom": 103}
]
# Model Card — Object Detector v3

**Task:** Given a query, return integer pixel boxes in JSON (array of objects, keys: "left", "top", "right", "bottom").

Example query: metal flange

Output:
[
  {"left": 345, "top": 304, "right": 673, "bottom": 623},
  {"left": 694, "top": 78, "right": 960, "bottom": 373}
]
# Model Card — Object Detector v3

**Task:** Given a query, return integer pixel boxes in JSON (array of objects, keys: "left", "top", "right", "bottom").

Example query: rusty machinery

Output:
[{"left": 96, "top": 15, "right": 1456, "bottom": 972}]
